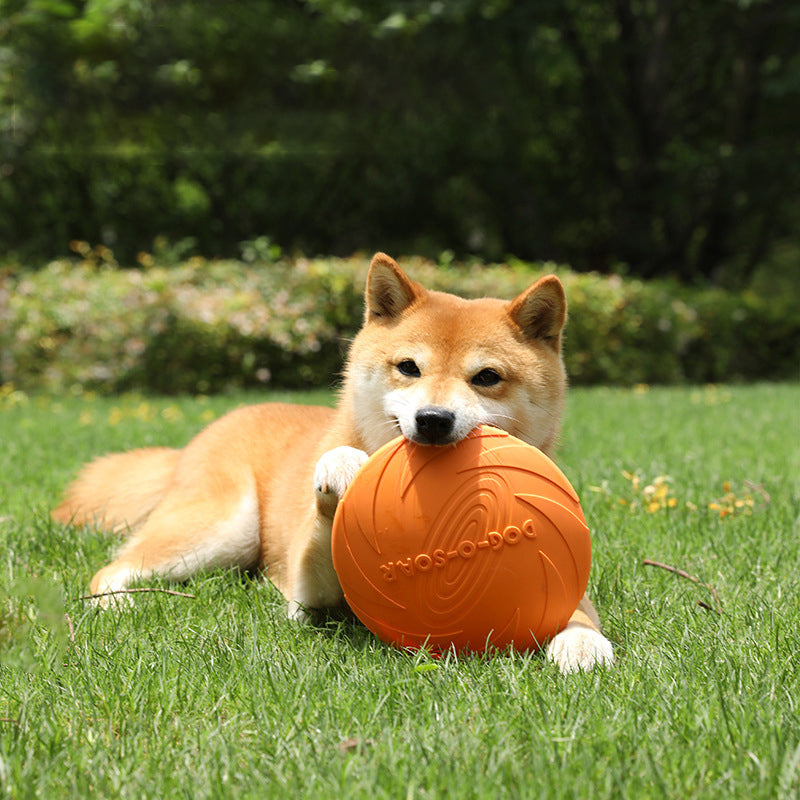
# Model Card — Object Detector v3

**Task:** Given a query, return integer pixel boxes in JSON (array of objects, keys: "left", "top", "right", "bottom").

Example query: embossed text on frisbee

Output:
[{"left": 378, "top": 519, "right": 537, "bottom": 581}]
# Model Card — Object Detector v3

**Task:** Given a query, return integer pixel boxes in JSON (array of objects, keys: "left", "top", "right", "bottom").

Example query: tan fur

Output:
[
  {"left": 53, "top": 253, "right": 613, "bottom": 672},
  {"left": 53, "top": 447, "right": 180, "bottom": 533}
]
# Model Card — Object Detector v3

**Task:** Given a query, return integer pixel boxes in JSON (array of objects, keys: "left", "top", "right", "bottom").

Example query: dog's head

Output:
[{"left": 343, "top": 253, "right": 568, "bottom": 456}]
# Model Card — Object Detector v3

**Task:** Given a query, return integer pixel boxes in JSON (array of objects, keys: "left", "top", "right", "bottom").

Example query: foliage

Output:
[
  {"left": 0, "top": 0, "right": 798, "bottom": 282},
  {"left": 0, "top": 385, "right": 798, "bottom": 797},
  {"left": 1, "top": 252, "right": 797, "bottom": 394}
]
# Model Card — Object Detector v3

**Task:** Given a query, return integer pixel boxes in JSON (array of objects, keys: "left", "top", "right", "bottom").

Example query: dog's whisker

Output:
[{"left": 483, "top": 411, "right": 520, "bottom": 424}]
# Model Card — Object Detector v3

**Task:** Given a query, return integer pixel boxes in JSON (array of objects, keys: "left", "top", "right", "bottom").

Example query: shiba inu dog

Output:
[{"left": 53, "top": 253, "right": 614, "bottom": 673}]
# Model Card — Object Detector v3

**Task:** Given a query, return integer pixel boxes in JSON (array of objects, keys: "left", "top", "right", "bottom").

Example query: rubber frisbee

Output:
[{"left": 331, "top": 425, "right": 590, "bottom": 652}]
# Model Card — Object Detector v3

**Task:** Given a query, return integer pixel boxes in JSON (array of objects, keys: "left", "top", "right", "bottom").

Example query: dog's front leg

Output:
[
  {"left": 286, "top": 446, "right": 368, "bottom": 621},
  {"left": 546, "top": 595, "right": 614, "bottom": 673}
]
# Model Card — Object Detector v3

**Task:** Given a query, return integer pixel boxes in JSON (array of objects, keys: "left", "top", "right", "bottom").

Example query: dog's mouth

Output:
[{"left": 408, "top": 434, "right": 461, "bottom": 447}]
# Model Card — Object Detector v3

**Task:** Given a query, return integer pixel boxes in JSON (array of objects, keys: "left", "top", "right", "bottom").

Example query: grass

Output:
[{"left": 0, "top": 383, "right": 798, "bottom": 799}]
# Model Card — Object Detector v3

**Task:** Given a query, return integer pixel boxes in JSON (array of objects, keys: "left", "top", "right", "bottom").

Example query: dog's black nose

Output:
[{"left": 414, "top": 407, "right": 456, "bottom": 445}]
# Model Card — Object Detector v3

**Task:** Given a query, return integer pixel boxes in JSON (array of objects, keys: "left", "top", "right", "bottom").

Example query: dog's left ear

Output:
[
  {"left": 365, "top": 253, "right": 423, "bottom": 321},
  {"left": 507, "top": 275, "right": 567, "bottom": 347}
]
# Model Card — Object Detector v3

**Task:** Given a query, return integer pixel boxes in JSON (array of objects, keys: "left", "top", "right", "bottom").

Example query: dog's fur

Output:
[{"left": 53, "top": 253, "right": 613, "bottom": 673}]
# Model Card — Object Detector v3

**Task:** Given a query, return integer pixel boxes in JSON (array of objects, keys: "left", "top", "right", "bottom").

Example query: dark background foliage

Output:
[{"left": 2, "top": 0, "right": 798, "bottom": 285}]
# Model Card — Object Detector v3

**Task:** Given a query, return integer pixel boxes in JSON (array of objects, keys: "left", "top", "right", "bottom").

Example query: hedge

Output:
[{"left": 1, "top": 251, "right": 797, "bottom": 394}]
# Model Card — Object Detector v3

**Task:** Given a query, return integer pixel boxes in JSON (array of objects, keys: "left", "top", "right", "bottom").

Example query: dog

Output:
[{"left": 53, "top": 253, "right": 614, "bottom": 673}]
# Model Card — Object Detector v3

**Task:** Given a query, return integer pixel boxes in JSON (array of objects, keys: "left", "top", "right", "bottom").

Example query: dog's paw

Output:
[
  {"left": 546, "top": 623, "right": 614, "bottom": 674},
  {"left": 313, "top": 446, "right": 368, "bottom": 515},
  {"left": 287, "top": 599, "right": 311, "bottom": 623},
  {"left": 88, "top": 564, "right": 137, "bottom": 610}
]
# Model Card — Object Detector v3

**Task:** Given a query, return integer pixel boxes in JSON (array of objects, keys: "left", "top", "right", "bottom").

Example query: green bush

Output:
[{"left": 1, "top": 252, "right": 797, "bottom": 394}]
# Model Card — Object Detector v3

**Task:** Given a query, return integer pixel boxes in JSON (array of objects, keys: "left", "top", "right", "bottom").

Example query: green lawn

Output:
[{"left": 0, "top": 384, "right": 798, "bottom": 799}]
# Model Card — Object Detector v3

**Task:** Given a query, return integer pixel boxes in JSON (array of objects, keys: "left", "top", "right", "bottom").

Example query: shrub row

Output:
[{"left": 1, "top": 251, "right": 797, "bottom": 394}]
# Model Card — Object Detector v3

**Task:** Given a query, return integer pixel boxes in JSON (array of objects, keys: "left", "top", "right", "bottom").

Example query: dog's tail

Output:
[{"left": 52, "top": 447, "right": 181, "bottom": 534}]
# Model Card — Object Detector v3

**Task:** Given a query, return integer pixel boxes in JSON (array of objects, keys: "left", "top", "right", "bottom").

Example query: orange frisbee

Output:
[{"left": 331, "top": 425, "right": 590, "bottom": 653}]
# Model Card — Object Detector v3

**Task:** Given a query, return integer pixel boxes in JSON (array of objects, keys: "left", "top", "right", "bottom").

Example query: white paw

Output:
[
  {"left": 313, "top": 446, "right": 368, "bottom": 505},
  {"left": 546, "top": 623, "right": 614, "bottom": 674},
  {"left": 89, "top": 565, "right": 138, "bottom": 610},
  {"left": 287, "top": 599, "right": 310, "bottom": 623}
]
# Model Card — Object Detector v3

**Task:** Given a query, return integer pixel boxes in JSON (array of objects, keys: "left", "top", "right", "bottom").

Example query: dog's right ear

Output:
[{"left": 365, "top": 253, "right": 422, "bottom": 321}]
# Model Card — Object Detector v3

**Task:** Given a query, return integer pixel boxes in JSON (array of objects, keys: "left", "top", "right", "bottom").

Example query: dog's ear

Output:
[
  {"left": 507, "top": 275, "right": 567, "bottom": 347},
  {"left": 365, "top": 253, "right": 422, "bottom": 321}
]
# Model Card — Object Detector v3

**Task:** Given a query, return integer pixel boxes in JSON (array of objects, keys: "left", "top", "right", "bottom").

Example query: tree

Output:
[{"left": 0, "top": 0, "right": 797, "bottom": 283}]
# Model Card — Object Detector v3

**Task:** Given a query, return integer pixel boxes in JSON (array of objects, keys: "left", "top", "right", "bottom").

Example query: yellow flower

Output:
[{"left": 708, "top": 481, "right": 756, "bottom": 518}]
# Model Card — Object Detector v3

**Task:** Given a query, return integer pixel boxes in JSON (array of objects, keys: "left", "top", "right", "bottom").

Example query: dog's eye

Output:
[
  {"left": 396, "top": 359, "right": 421, "bottom": 378},
  {"left": 471, "top": 368, "right": 502, "bottom": 388}
]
